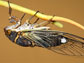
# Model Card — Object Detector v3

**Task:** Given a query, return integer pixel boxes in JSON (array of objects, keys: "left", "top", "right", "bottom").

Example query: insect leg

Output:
[
  {"left": 34, "top": 21, "right": 48, "bottom": 27},
  {"left": 43, "top": 15, "right": 56, "bottom": 26},
  {"left": 26, "top": 11, "right": 39, "bottom": 24},
  {"left": 20, "top": 13, "right": 26, "bottom": 22},
  {"left": 35, "top": 15, "right": 56, "bottom": 27},
  {"left": 33, "top": 18, "right": 39, "bottom": 24},
  {"left": 8, "top": 1, "right": 12, "bottom": 18}
]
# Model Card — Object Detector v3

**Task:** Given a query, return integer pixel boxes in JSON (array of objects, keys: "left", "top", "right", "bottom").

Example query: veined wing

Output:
[{"left": 23, "top": 30, "right": 84, "bottom": 56}]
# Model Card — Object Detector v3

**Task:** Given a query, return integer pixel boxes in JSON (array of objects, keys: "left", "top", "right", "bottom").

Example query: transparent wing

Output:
[
  {"left": 23, "top": 30, "right": 84, "bottom": 56},
  {"left": 49, "top": 39, "right": 84, "bottom": 56}
]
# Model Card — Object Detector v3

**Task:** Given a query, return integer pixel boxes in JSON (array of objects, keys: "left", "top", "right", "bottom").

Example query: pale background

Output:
[{"left": 0, "top": 0, "right": 84, "bottom": 63}]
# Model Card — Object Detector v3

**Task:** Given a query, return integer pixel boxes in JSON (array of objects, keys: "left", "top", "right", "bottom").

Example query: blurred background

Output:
[{"left": 0, "top": 0, "right": 84, "bottom": 63}]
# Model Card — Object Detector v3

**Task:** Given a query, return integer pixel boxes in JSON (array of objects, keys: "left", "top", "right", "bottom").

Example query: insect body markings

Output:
[{"left": 4, "top": 1, "right": 84, "bottom": 56}]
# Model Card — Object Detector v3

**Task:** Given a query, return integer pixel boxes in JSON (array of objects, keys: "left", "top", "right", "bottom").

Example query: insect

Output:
[{"left": 4, "top": 1, "right": 84, "bottom": 56}]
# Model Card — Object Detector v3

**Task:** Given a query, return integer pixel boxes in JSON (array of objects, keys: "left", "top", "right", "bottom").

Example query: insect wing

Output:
[
  {"left": 49, "top": 39, "right": 84, "bottom": 56},
  {"left": 23, "top": 30, "right": 84, "bottom": 56}
]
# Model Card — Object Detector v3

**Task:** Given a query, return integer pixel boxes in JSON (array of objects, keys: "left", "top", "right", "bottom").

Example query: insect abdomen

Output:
[
  {"left": 16, "top": 36, "right": 32, "bottom": 47},
  {"left": 4, "top": 28, "right": 33, "bottom": 47}
]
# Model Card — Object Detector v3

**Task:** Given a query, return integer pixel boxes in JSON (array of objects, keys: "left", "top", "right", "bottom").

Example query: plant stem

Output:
[{"left": 0, "top": 1, "right": 84, "bottom": 30}]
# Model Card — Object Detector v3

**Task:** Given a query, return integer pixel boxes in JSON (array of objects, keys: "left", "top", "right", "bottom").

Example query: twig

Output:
[{"left": 0, "top": 1, "right": 84, "bottom": 30}]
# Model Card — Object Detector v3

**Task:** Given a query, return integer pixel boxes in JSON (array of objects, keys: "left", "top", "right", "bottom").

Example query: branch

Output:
[{"left": 0, "top": 0, "right": 84, "bottom": 30}]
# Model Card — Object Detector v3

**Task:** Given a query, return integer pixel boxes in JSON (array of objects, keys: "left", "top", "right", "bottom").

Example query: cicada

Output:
[{"left": 4, "top": 1, "right": 84, "bottom": 56}]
